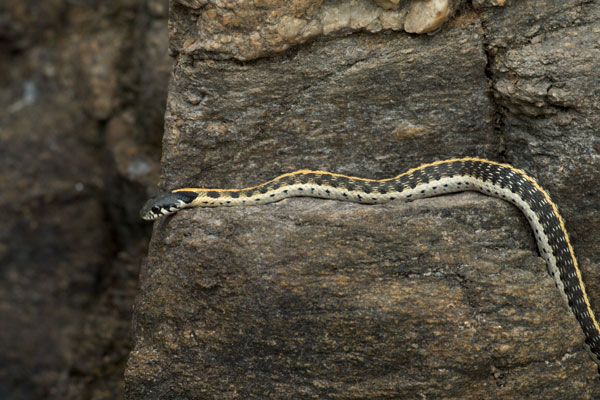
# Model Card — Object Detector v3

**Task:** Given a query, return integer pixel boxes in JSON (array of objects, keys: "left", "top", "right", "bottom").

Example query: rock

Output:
[
  {"left": 161, "top": 21, "right": 495, "bottom": 190},
  {"left": 126, "top": 0, "right": 600, "bottom": 397},
  {"left": 0, "top": 0, "right": 171, "bottom": 398},
  {"left": 127, "top": 195, "right": 599, "bottom": 398},
  {"left": 171, "top": 0, "right": 463, "bottom": 61},
  {"left": 471, "top": 0, "right": 506, "bottom": 9},
  {"left": 404, "top": 0, "right": 452, "bottom": 34},
  {"left": 173, "top": 0, "right": 207, "bottom": 9},
  {"left": 480, "top": 0, "right": 600, "bottom": 321},
  {"left": 373, "top": 0, "right": 402, "bottom": 10}
]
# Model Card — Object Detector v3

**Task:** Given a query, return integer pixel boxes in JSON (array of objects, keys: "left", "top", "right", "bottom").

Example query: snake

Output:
[{"left": 140, "top": 157, "right": 600, "bottom": 371}]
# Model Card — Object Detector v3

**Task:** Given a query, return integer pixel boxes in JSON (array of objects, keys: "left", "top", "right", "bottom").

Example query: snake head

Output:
[{"left": 139, "top": 191, "right": 198, "bottom": 221}]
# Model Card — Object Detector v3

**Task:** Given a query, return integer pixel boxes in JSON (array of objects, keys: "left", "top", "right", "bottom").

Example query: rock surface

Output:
[
  {"left": 161, "top": 19, "right": 496, "bottom": 189},
  {"left": 170, "top": 0, "right": 462, "bottom": 60},
  {"left": 128, "top": 195, "right": 598, "bottom": 398},
  {"left": 480, "top": 0, "right": 600, "bottom": 318},
  {"left": 126, "top": 0, "right": 600, "bottom": 398}
]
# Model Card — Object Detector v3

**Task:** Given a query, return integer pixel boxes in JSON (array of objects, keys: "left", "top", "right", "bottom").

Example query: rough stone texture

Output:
[
  {"left": 481, "top": 0, "right": 600, "bottom": 332},
  {"left": 170, "top": 0, "right": 462, "bottom": 61},
  {"left": 373, "top": 0, "right": 402, "bottom": 10},
  {"left": 404, "top": 0, "right": 452, "bottom": 34},
  {"left": 161, "top": 19, "right": 496, "bottom": 189},
  {"left": 0, "top": 0, "right": 171, "bottom": 398},
  {"left": 126, "top": 0, "right": 600, "bottom": 398},
  {"left": 471, "top": 0, "right": 506, "bottom": 9},
  {"left": 128, "top": 195, "right": 598, "bottom": 398}
]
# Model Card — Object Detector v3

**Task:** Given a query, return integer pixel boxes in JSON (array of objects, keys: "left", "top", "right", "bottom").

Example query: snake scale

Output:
[{"left": 141, "top": 157, "right": 600, "bottom": 372}]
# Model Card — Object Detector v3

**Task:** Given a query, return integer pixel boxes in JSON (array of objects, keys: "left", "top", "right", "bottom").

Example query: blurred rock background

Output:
[{"left": 0, "top": 0, "right": 170, "bottom": 398}]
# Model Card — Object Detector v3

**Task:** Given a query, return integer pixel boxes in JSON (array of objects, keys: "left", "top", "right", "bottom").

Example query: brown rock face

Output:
[{"left": 125, "top": 0, "right": 600, "bottom": 398}]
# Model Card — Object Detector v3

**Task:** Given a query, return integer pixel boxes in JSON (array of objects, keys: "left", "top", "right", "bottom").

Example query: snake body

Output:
[{"left": 141, "top": 157, "right": 600, "bottom": 370}]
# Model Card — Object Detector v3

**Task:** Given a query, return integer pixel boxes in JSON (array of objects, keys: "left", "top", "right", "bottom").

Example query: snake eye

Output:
[{"left": 151, "top": 206, "right": 160, "bottom": 214}]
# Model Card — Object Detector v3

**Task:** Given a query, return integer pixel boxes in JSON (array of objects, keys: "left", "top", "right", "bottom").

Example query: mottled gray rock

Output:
[{"left": 127, "top": 0, "right": 600, "bottom": 398}]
